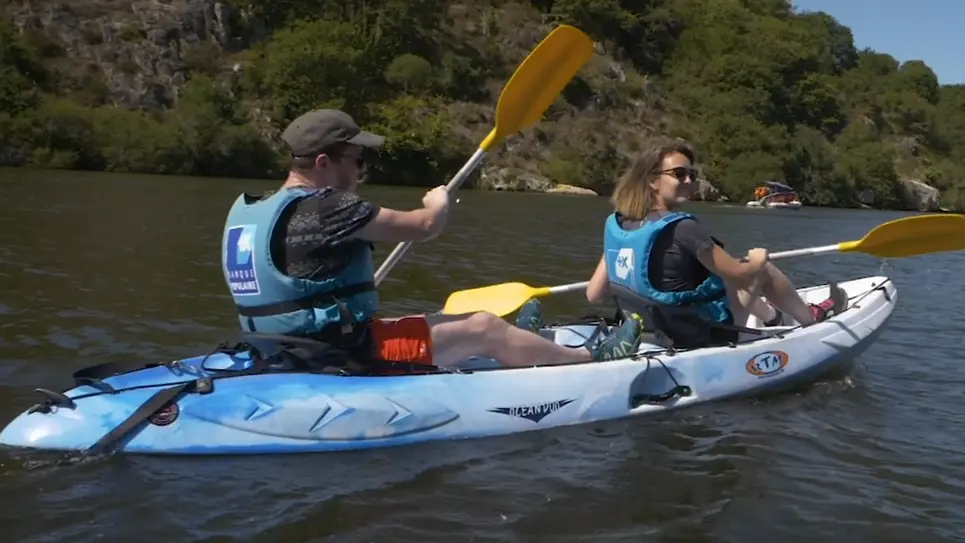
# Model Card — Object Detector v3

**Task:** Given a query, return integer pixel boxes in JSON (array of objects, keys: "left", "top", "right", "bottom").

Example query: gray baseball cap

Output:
[{"left": 281, "top": 109, "right": 385, "bottom": 156}]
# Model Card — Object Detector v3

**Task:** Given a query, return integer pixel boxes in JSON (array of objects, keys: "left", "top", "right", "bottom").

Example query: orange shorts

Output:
[{"left": 369, "top": 316, "right": 434, "bottom": 365}]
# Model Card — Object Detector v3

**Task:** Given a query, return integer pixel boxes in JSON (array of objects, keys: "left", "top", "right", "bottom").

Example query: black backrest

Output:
[{"left": 607, "top": 283, "right": 735, "bottom": 349}]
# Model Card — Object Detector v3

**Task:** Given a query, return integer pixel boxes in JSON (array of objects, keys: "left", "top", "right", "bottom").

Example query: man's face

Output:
[
  {"left": 313, "top": 144, "right": 366, "bottom": 191},
  {"left": 333, "top": 145, "right": 366, "bottom": 192}
]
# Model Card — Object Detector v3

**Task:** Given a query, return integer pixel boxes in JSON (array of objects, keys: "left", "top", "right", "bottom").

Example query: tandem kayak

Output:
[{"left": 0, "top": 275, "right": 896, "bottom": 456}]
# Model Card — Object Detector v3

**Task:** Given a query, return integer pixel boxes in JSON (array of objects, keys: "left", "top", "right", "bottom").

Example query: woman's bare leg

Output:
[
  {"left": 725, "top": 262, "right": 827, "bottom": 327},
  {"left": 723, "top": 266, "right": 773, "bottom": 327},
  {"left": 757, "top": 263, "right": 816, "bottom": 325}
]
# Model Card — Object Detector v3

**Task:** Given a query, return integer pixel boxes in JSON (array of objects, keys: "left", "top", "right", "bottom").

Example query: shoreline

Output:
[{"left": 1, "top": 165, "right": 958, "bottom": 214}]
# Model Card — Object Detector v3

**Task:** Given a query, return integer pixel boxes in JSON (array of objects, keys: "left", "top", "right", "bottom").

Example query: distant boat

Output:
[{"left": 746, "top": 180, "right": 802, "bottom": 210}]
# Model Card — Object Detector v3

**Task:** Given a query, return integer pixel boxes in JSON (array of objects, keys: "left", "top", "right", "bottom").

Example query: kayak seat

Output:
[
  {"left": 607, "top": 284, "right": 762, "bottom": 350},
  {"left": 237, "top": 331, "right": 445, "bottom": 375},
  {"left": 241, "top": 332, "right": 336, "bottom": 361},
  {"left": 238, "top": 331, "right": 375, "bottom": 374}
]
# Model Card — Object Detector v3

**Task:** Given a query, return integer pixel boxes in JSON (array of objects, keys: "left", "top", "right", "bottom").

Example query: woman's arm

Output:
[
  {"left": 586, "top": 253, "right": 610, "bottom": 303},
  {"left": 670, "top": 219, "right": 767, "bottom": 289},
  {"left": 695, "top": 245, "right": 767, "bottom": 288}
]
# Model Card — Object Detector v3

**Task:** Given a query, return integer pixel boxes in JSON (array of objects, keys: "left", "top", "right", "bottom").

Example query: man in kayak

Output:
[
  {"left": 220, "top": 109, "right": 642, "bottom": 369},
  {"left": 578, "top": 139, "right": 848, "bottom": 349}
]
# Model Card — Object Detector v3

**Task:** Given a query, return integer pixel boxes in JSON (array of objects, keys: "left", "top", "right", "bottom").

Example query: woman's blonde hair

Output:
[{"left": 610, "top": 139, "right": 695, "bottom": 219}]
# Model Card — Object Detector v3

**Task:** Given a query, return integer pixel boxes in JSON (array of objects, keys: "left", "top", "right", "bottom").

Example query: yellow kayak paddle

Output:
[
  {"left": 373, "top": 25, "right": 595, "bottom": 286},
  {"left": 767, "top": 213, "right": 965, "bottom": 259}
]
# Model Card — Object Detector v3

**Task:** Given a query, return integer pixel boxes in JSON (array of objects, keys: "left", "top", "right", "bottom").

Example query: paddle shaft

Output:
[
  {"left": 543, "top": 281, "right": 589, "bottom": 294},
  {"left": 373, "top": 147, "right": 487, "bottom": 286},
  {"left": 521, "top": 244, "right": 841, "bottom": 300},
  {"left": 768, "top": 244, "right": 841, "bottom": 260}
]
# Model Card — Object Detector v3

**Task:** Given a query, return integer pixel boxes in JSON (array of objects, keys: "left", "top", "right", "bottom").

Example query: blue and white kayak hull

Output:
[{"left": 0, "top": 276, "right": 897, "bottom": 455}]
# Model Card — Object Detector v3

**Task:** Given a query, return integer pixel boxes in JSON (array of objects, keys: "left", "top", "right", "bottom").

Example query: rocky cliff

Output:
[
  {"left": 3, "top": 0, "right": 963, "bottom": 211},
  {"left": 6, "top": 0, "right": 241, "bottom": 109}
]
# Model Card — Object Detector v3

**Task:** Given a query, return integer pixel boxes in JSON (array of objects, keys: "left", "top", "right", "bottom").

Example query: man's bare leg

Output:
[{"left": 425, "top": 312, "right": 593, "bottom": 368}]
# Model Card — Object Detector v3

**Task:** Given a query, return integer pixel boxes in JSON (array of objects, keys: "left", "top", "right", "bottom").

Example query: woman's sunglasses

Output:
[{"left": 657, "top": 166, "right": 699, "bottom": 182}]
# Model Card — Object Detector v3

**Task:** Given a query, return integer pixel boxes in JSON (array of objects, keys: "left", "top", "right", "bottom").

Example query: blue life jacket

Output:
[
  {"left": 221, "top": 187, "right": 379, "bottom": 336},
  {"left": 603, "top": 211, "right": 730, "bottom": 325}
]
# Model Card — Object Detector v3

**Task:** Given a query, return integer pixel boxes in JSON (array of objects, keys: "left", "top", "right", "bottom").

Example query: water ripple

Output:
[{"left": 1, "top": 176, "right": 964, "bottom": 542}]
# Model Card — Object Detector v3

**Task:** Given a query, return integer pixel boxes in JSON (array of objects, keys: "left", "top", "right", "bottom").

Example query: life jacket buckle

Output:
[{"left": 335, "top": 299, "right": 355, "bottom": 336}]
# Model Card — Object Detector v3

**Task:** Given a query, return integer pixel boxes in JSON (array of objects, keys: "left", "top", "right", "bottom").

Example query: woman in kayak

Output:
[{"left": 580, "top": 139, "right": 848, "bottom": 349}]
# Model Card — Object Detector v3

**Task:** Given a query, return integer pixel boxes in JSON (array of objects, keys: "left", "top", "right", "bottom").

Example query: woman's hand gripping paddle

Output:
[
  {"left": 440, "top": 214, "right": 965, "bottom": 317},
  {"left": 372, "top": 25, "right": 595, "bottom": 286}
]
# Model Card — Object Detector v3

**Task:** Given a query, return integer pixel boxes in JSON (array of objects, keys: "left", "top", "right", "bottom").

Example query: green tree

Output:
[
  {"left": 365, "top": 95, "right": 462, "bottom": 186},
  {"left": 256, "top": 19, "right": 371, "bottom": 123},
  {"left": 896, "top": 60, "right": 941, "bottom": 104},
  {"left": 384, "top": 54, "right": 433, "bottom": 93},
  {"left": 0, "top": 20, "right": 48, "bottom": 115},
  {"left": 3, "top": 0, "right": 965, "bottom": 211}
]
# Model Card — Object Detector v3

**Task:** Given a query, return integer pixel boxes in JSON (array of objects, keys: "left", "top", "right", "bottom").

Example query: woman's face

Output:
[{"left": 649, "top": 151, "right": 698, "bottom": 207}]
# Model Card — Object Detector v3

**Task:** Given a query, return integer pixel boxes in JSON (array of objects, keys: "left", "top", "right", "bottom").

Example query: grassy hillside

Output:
[{"left": 2, "top": 0, "right": 964, "bottom": 210}]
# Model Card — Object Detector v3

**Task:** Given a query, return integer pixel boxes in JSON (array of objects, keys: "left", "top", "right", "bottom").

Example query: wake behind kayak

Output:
[{"left": 0, "top": 276, "right": 897, "bottom": 456}]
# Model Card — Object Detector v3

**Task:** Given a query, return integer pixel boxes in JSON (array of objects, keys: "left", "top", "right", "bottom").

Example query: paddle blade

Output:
[
  {"left": 482, "top": 25, "right": 594, "bottom": 151},
  {"left": 840, "top": 214, "right": 965, "bottom": 258},
  {"left": 442, "top": 282, "right": 547, "bottom": 317}
]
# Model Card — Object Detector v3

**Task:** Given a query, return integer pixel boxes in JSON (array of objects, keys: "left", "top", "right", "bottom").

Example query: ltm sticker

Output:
[{"left": 746, "top": 350, "right": 789, "bottom": 378}]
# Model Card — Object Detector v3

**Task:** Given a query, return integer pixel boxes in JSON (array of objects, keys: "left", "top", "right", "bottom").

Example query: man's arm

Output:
[
  {"left": 309, "top": 189, "right": 447, "bottom": 246},
  {"left": 349, "top": 206, "right": 447, "bottom": 243},
  {"left": 304, "top": 190, "right": 383, "bottom": 246},
  {"left": 347, "top": 185, "right": 450, "bottom": 244}
]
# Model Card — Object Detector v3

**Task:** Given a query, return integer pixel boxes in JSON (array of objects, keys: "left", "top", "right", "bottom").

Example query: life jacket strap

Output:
[{"left": 235, "top": 281, "right": 376, "bottom": 328}]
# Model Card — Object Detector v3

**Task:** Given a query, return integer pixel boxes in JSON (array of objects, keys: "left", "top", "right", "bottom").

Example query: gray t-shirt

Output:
[{"left": 618, "top": 211, "right": 723, "bottom": 291}]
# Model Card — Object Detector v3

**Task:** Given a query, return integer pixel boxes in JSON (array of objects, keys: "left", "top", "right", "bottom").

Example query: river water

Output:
[{"left": 1, "top": 168, "right": 964, "bottom": 542}]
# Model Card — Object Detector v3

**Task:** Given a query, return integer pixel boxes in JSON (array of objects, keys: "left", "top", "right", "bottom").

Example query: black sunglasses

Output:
[
  {"left": 293, "top": 149, "right": 366, "bottom": 169},
  {"left": 657, "top": 166, "right": 698, "bottom": 182},
  {"left": 329, "top": 152, "right": 366, "bottom": 169}
]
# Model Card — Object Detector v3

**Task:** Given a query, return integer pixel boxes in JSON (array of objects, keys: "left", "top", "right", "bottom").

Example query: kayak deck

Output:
[{"left": 0, "top": 276, "right": 897, "bottom": 456}]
